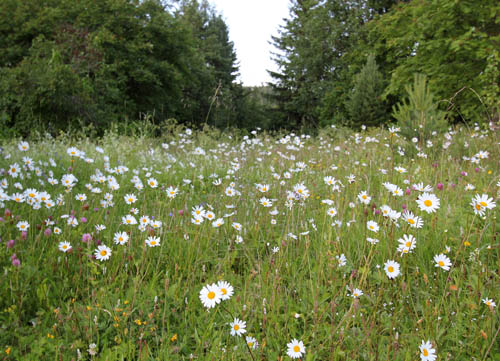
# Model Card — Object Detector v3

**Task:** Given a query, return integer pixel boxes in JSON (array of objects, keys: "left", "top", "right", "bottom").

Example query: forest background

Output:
[{"left": 0, "top": 0, "right": 499, "bottom": 137}]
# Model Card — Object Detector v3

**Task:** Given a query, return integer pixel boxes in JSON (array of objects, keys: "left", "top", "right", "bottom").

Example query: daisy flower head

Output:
[
  {"left": 122, "top": 214, "right": 137, "bottom": 225},
  {"left": 419, "top": 340, "right": 437, "bottom": 361},
  {"left": 367, "top": 220, "right": 379, "bottom": 233},
  {"left": 229, "top": 318, "right": 247, "bottom": 337},
  {"left": 16, "top": 221, "right": 29, "bottom": 232},
  {"left": 471, "top": 194, "right": 496, "bottom": 215},
  {"left": 147, "top": 178, "right": 158, "bottom": 188},
  {"left": 324, "top": 176, "right": 336, "bottom": 186},
  {"left": 416, "top": 193, "right": 440, "bottom": 214},
  {"left": 114, "top": 231, "right": 129, "bottom": 245},
  {"left": 259, "top": 197, "right": 272, "bottom": 207},
  {"left": 199, "top": 283, "right": 222, "bottom": 309},
  {"left": 192, "top": 205, "right": 206, "bottom": 218},
  {"left": 384, "top": 260, "right": 400, "bottom": 279},
  {"left": 212, "top": 218, "right": 224, "bottom": 228},
  {"left": 58, "top": 241, "right": 72, "bottom": 253},
  {"left": 394, "top": 166, "right": 407, "bottom": 174},
  {"left": 124, "top": 193, "right": 137, "bottom": 205},
  {"left": 351, "top": 288, "right": 363, "bottom": 298},
  {"left": 232, "top": 222, "right": 242, "bottom": 232},
  {"left": 381, "top": 205, "right": 392, "bottom": 217},
  {"left": 402, "top": 210, "right": 423, "bottom": 228},
  {"left": 257, "top": 183, "right": 270, "bottom": 192},
  {"left": 166, "top": 186, "right": 179, "bottom": 199},
  {"left": 391, "top": 186, "right": 403, "bottom": 197},
  {"left": 397, "top": 234, "right": 416, "bottom": 254},
  {"left": 225, "top": 186, "right": 236, "bottom": 197},
  {"left": 145, "top": 236, "right": 160, "bottom": 247},
  {"left": 246, "top": 336, "right": 259, "bottom": 350},
  {"left": 18, "top": 141, "right": 30, "bottom": 151},
  {"left": 293, "top": 183, "right": 310, "bottom": 199},
  {"left": 482, "top": 298, "right": 496, "bottom": 308},
  {"left": 336, "top": 254, "right": 347, "bottom": 267},
  {"left": 327, "top": 207, "right": 337, "bottom": 217},
  {"left": 358, "top": 191, "right": 371, "bottom": 205},
  {"left": 95, "top": 244, "right": 112, "bottom": 261},
  {"left": 217, "top": 280, "right": 234, "bottom": 301},
  {"left": 434, "top": 253, "right": 452, "bottom": 271},
  {"left": 67, "top": 147, "right": 81, "bottom": 157},
  {"left": 287, "top": 339, "right": 305, "bottom": 359},
  {"left": 8, "top": 163, "right": 20, "bottom": 178}
]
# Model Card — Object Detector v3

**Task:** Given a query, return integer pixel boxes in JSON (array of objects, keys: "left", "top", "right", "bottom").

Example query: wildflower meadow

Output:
[{"left": 0, "top": 125, "right": 498, "bottom": 360}]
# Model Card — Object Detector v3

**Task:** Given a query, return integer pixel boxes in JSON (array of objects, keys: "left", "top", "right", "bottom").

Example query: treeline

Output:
[
  {"left": 0, "top": 0, "right": 268, "bottom": 136},
  {"left": 269, "top": 0, "right": 500, "bottom": 129},
  {"left": 0, "top": 0, "right": 499, "bottom": 136}
]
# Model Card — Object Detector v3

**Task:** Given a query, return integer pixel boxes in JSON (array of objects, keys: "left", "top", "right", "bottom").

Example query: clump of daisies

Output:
[{"left": 199, "top": 281, "right": 234, "bottom": 309}]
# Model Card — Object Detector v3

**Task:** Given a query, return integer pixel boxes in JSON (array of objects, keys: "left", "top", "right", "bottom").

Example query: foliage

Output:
[
  {"left": 0, "top": 0, "right": 267, "bottom": 136},
  {"left": 392, "top": 74, "right": 448, "bottom": 146},
  {"left": 369, "top": 0, "right": 500, "bottom": 124}
]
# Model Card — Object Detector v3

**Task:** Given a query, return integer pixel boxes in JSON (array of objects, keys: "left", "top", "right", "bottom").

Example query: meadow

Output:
[{"left": 0, "top": 124, "right": 498, "bottom": 360}]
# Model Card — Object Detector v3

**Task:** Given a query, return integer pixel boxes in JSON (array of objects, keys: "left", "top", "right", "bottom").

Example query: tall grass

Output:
[{"left": 0, "top": 124, "right": 498, "bottom": 360}]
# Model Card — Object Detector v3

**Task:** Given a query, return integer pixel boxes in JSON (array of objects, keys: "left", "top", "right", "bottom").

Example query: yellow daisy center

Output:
[
  {"left": 480, "top": 201, "right": 487, "bottom": 207},
  {"left": 369, "top": 226, "right": 374, "bottom": 230},
  {"left": 476, "top": 204, "right": 482, "bottom": 210},
  {"left": 298, "top": 189, "right": 302, "bottom": 194},
  {"left": 406, "top": 242, "right": 411, "bottom": 247},
  {"left": 438, "top": 261, "right": 444, "bottom": 267},
  {"left": 100, "top": 250, "right": 107, "bottom": 257},
  {"left": 248, "top": 342, "right": 254, "bottom": 347},
  {"left": 234, "top": 324, "right": 239, "bottom": 331},
  {"left": 207, "top": 291, "right": 215, "bottom": 300},
  {"left": 408, "top": 219, "right": 415, "bottom": 224},
  {"left": 362, "top": 195, "right": 367, "bottom": 199},
  {"left": 423, "top": 349, "right": 429, "bottom": 356},
  {"left": 293, "top": 345, "right": 300, "bottom": 353},
  {"left": 221, "top": 288, "right": 227, "bottom": 295},
  {"left": 424, "top": 200, "right": 432, "bottom": 207},
  {"left": 388, "top": 266, "right": 394, "bottom": 273},
  {"left": 151, "top": 241, "right": 156, "bottom": 246}
]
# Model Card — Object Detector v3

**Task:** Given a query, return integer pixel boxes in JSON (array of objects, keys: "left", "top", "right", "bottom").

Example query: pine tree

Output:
[{"left": 345, "top": 54, "right": 387, "bottom": 128}]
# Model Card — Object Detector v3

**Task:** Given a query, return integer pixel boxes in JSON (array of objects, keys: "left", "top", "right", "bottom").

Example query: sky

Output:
[{"left": 208, "top": 0, "right": 291, "bottom": 87}]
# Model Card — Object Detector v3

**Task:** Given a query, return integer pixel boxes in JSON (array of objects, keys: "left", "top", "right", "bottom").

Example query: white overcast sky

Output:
[{"left": 209, "top": 0, "right": 291, "bottom": 86}]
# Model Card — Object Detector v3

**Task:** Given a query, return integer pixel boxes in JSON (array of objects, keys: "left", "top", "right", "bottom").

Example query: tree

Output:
[
  {"left": 345, "top": 54, "right": 388, "bottom": 128},
  {"left": 369, "top": 0, "right": 500, "bottom": 123}
]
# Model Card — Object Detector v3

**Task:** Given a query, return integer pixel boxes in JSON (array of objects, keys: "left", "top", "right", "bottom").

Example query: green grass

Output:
[{"left": 0, "top": 125, "right": 498, "bottom": 360}]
